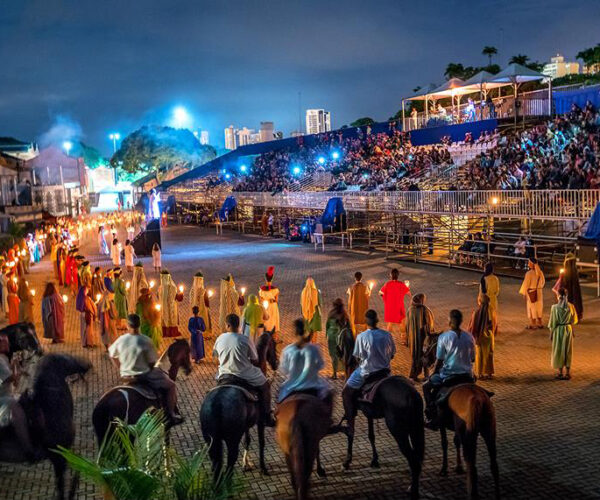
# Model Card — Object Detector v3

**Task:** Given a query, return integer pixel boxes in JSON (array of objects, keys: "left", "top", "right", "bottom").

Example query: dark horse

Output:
[
  {"left": 200, "top": 330, "right": 278, "bottom": 481},
  {"left": 2, "top": 322, "right": 43, "bottom": 359},
  {"left": 275, "top": 394, "right": 331, "bottom": 500},
  {"left": 422, "top": 336, "right": 500, "bottom": 500},
  {"left": 338, "top": 328, "right": 424, "bottom": 499},
  {"left": 92, "top": 338, "right": 192, "bottom": 444},
  {"left": 0, "top": 354, "right": 92, "bottom": 500}
]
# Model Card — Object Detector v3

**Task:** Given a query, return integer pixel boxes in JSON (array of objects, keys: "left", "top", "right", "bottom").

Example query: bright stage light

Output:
[
  {"left": 331, "top": 151, "right": 340, "bottom": 160},
  {"left": 225, "top": 173, "right": 231, "bottom": 180},
  {"left": 240, "top": 164, "right": 247, "bottom": 173},
  {"left": 317, "top": 156, "right": 325, "bottom": 165},
  {"left": 292, "top": 166, "right": 301, "bottom": 175},
  {"left": 63, "top": 141, "right": 73, "bottom": 154},
  {"left": 172, "top": 106, "right": 192, "bottom": 129}
]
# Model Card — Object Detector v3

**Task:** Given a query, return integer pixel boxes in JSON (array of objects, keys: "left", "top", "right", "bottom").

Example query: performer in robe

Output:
[
  {"left": 98, "top": 226, "right": 109, "bottom": 255},
  {"left": 218, "top": 274, "right": 244, "bottom": 333},
  {"left": 6, "top": 273, "right": 19, "bottom": 325},
  {"left": 56, "top": 242, "right": 66, "bottom": 286},
  {"left": 468, "top": 294, "right": 495, "bottom": 380},
  {"left": 152, "top": 243, "right": 162, "bottom": 273},
  {"left": 136, "top": 287, "right": 162, "bottom": 349},
  {"left": 301, "top": 277, "right": 322, "bottom": 339},
  {"left": 0, "top": 266, "right": 8, "bottom": 317},
  {"left": 553, "top": 253, "right": 583, "bottom": 320},
  {"left": 41, "top": 282, "right": 65, "bottom": 343},
  {"left": 347, "top": 271, "right": 370, "bottom": 336},
  {"left": 113, "top": 268, "right": 128, "bottom": 330},
  {"left": 549, "top": 287, "right": 577, "bottom": 380},
  {"left": 99, "top": 278, "right": 118, "bottom": 351},
  {"left": 17, "top": 277, "right": 34, "bottom": 323},
  {"left": 405, "top": 293, "right": 434, "bottom": 381},
  {"left": 128, "top": 262, "right": 148, "bottom": 314},
  {"left": 519, "top": 258, "right": 545, "bottom": 329},
  {"left": 111, "top": 238, "right": 122, "bottom": 267},
  {"left": 91, "top": 267, "right": 106, "bottom": 299},
  {"left": 79, "top": 260, "right": 92, "bottom": 289},
  {"left": 242, "top": 294, "right": 268, "bottom": 344},
  {"left": 158, "top": 270, "right": 183, "bottom": 338},
  {"left": 258, "top": 266, "right": 280, "bottom": 340},
  {"left": 64, "top": 249, "right": 75, "bottom": 288},
  {"left": 124, "top": 239, "right": 136, "bottom": 272},
  {"left": 479, "top": 263, "right": 500, "bottom": 328},
  {"left": 189, "top": 271, "right": 212, "bottom": 338},
  {"left": 379, "top": 268, "right": 411, "bottom": 344},
  {"left": 188, "top": 306, "right": 206, "bottom": 363}
]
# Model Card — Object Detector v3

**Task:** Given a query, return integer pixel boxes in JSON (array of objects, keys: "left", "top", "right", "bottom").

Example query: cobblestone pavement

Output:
[{"left": 2, "top": 224, "right": 600, "bottom": 500}]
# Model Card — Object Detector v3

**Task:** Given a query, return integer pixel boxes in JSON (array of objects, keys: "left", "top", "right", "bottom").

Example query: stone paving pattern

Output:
[{"left": 1, "top": 224, "right": 600, "bottom": 499}]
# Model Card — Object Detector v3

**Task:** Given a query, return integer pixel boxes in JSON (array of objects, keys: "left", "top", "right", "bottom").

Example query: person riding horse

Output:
[
  {"left": 422, "top": 309, "right": 475, "bottom": 430},
  {"left": 108, "top": 313, "right": 183, "bottom": 425},
  {"left": 0, "top": 332, "right": 43, "bottom": 462},
  {"left": 213, "top": 313, "right": 275, "bottom": 427},
  {"left": 340, "top": 309, "right": 395, "bottom": 437}
]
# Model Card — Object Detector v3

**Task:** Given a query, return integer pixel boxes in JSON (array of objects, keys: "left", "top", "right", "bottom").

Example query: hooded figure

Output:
[
  {"left": 113, "top": 268, "right": 128, "bottom": 328},
  {"left": 128, "top": 263, "right": 148, "bottom": 314},
  {"left": 258, "top": 266, "right": 280, "bottom": 338},
  {"left": 218, "top": 274, "right": 243, "bottom": 333},
  {"left": 41, "top": 282, "right": 65, "bottom": 343},
  {"left": 242, "top": 294, "right": 267, "bottom": 343},
  {"left": 301, "top": 277, "right": 322, "bottom": 336},
  {"left": 406, "top": 293, "right": 434, "bottom": 380},
  {"left": 136, "top": 287, "right": 162, "bottom": 349},
  {"left": 158, "top": 270, "right": 183, "bottom": 338},
  {"left": 91, "top": 267, "right": 105, "bottom": 299},
  {"left": 553, "top": 253, "right": 583, "bottom": 320},
  {"left": 98, "top": 226, "right": 109, "bottom": 255},
  {"left": 99, "top": 278, "right": 118, "bottom": 349},
  {"left": 468, "top": 294, "right": 495, "bottom": 379},
  {"left": 17, "top": 277, "right": 34, "bottom": 323},
  {"left": 189, "top": 271, "right": 212, "bottom": 338}
]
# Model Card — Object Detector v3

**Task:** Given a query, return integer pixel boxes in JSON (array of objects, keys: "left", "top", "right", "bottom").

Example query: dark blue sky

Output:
[{"left": 1, "top": 0, "right": 598, "bottom": 153}]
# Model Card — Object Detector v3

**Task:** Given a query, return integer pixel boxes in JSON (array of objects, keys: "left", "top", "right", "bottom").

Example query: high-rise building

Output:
[
  {"left": 199, "top": 130, "right": 210, "bottom": 145},
  {"left": 259, "top": 121, "right": 274, "bottom": 143},
  {"left": 305, "top": 109, "right": 331, "bottom": 135},
  {"left": 236, "top": 127, "right": 256, "bottom": 147},
  {"left": 290, "top": 130, "right": 303, "bottom": 138},
  {"left": 542, "top": 54, "right": 580, "bottom": 79},
  {"left": 224, "top": 125, "right": 237, "bottom": 150}
]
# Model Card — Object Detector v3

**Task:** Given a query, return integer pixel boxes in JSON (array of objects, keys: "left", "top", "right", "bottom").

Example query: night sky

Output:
[{"left": 1, "top": 0, "right": 598, "bottom": 153}]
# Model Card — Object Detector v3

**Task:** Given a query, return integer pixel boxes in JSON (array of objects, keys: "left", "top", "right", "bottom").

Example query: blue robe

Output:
[{"left": 188, "top": 316, "right": 206, "bottom": 361}]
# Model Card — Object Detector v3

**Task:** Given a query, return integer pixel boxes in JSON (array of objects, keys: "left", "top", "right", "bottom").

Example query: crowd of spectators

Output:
[{"left": 459, "top": 101, "right": 600, "bottom": 190}]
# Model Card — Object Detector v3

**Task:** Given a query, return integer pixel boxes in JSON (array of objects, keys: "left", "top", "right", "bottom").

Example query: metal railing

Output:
[{"left": 226, "top": 189, "right": 600, "bottom": 221}]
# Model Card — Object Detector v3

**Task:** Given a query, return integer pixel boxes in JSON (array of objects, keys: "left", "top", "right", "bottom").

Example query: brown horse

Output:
[
  {"left": 337, "top": 328, "right": 424, "bottom": 499},
  {"left": 422, "top": 338, "right": 500, "bottom": 500},
  {"left": 0, "top": 354, "right": 91, "bottom": 500},
  {"left": 200, "top": 330, "right": 278, "bottom": 482},
  {"left": 92, "top": 339, "right": 192, "bottom": 444},
  {"left": 275, "top": 394, "right": 331, "bottom": 500}
]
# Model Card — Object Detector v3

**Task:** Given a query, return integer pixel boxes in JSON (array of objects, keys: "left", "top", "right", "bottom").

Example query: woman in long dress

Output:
[
  {"left": 189, "top": 271, "right": 212, "bottom": 338},
  {"left": 258, "top": 266, "right": 280, "bottom": 340},
  {"left": 41, "top": 282, "right": 65, "bottom": 343},
  {"left": 218, "top": 274, "right": 244, "bottom": 333},
  {"left": 469, "top": 294, "right": 495, "bottom": 379},
  {"left": 242, "top": 294, "right": 268, "bottom": 344},
  {"left": 81, "top": 287, "right": 98, "bottom": 348},
  {"left": 124, "top": 240, "right": 136, "bottom": 272},
  {"left": 479, "top": 262, "right": 500, "bottom": 328},
  {"left": 553, "top": 252, "right": 583, "bottom": 320},
  {"left": 99, "top": 279, "right": 118, "bottom": 351},
  {"left": 158, "top": 270, "right": 183, "bottom": 338},
  {"left": 152, "top": 243, "right": 161, "bottom": 273},
  {"left": 17, "top": 277, "right": 33, "bottom": 323},
  {"left": 301, "top": 277, "right": 322, "bottom": 340},
  {"left": 325, "top": 298, "right": 350, "bottom": 379},
  {"left": 405, "top": 293, "right": 434, "bottom": 381},
  {"left": 549, "top": 287, "right": 578, "bottom": 380},
  {"left": 98, "top": 226, "right": 109, "bottom": 255},
  {"left": 111, "top": 238, "right": 122, "bottom": 267},
  {"left": 6, "top": 274, "right": 19, "bottom": 325},
  {"left": 113, "top": 268, "right": 128, "bottom": 330},
  {"left": 128, "top": 263, "right": 148, "bottom": 314},
  {"left": 136, "top": 288, "right": 162, "bottom": 349}
]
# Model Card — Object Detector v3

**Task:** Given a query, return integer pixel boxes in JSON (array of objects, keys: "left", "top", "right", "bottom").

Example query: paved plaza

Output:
[{"left": 2, "top": 224, "right": 600, "bottom": 500}]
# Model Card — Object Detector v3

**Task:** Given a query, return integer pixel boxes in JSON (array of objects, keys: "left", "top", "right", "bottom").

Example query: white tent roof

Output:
[
  {"left": 404, "top": 83, "right": 439, "bottom": 101},
  {"left": 461, "top": 71, "right": 510, "bottom": 92},
  {"left": 491, "top": 63, "right": 546, "bottom": 83}
]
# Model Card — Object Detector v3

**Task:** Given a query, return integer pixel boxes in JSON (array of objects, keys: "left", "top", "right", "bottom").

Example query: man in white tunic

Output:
[{"left": 519, "top": 258, "right": 545, "bottom": 329}]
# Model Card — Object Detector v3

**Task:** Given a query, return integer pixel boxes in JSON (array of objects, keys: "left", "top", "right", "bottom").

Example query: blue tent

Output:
[
  {"left": 584, "top": 202, "right": 600, "bottom": 245},
  {"left": 320, "top": 197, "right": 346, "bottom": 231},
  {"left": 219, "top": 196, "right": 237, "bottom": 221}
]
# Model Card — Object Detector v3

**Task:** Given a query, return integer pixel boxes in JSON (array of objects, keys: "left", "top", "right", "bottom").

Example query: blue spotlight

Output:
[
  {"left": 292, "top": 165, "right": 301, "bottom": 175},
  {"left": 331, "top": 151, "right": 340, "bottom": 160},
  {"left": 362, "top": 173, "right": 369, "bottom": 179},
  {"left": 240, "top": 164, "right": 247, "bottom": 173},
  {"left": 225, "top": 173, "right": 231, "bottom": 180},
  {"left": 317, "top": 156, "right": 326, "bottom": 165}
]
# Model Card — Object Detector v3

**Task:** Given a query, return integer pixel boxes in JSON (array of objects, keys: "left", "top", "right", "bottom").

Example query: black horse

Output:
[
  {"left": 337, "top": 328, "right": 425, "bottom": 499},
  {"left": 2, "top": 322, "right": 43, "bottom": 359},
  {"left": 200, "top": 330, "right": 278, "bottom": 481},
  {"left": 92, "top": 339, "right": 192, "bottom": 444},
  {"left": 0, "top": 354, "right": 91, "bottom": 500}
]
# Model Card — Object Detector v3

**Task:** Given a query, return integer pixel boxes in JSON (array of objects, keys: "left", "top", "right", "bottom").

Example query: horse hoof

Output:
[
  {"left": 342, "top": 461, "right": 351, "bottom": 471},
  {"left": 261, "top": 467, "right": 270, "bottom": 476},
  {"left": 439, "top": 468, "right": 448, "bottom": 477},
  {"left": 455, "top": 465, "right": 465, "bottom": 475},
  {"left": 370, "top": 459, "right": 380, "bottom": 469},
  {"left": 316, "top": 467, "right": 327, "bottom": 478}
]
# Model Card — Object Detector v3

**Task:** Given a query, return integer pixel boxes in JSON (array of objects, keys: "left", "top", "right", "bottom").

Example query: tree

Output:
[
  {"left": 350, "top": 117, "right": 375, "bottom": 127},
  {"left": 111, "top": 125, "right": 217, "bottom": 175},
  {"left": 576, "top": 44, "right": 600, "bottom": 72},
  {"left": 444, "top": 62, "right": 465, "bottom": 80},
  {"left": 509, "top": 54, "right": 530, "bottom": 66},
  {"left": 70, "top": 141, "right": 108, "bottom": 169},
  {"left": 482, "top": 46, "right": 498, "bottom": 66}
]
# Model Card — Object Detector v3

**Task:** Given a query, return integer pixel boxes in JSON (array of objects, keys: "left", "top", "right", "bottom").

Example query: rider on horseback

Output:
[
  {"left": 423, "top": 309, "right": 475, "bottom": 430},
  {"left": 0, "top": 333, "right": 43, "bottom": 462},
  {"left": 340, "top": 309, "right": 396, "bottom": 436},
  {"left": 213, "top": 314, "right": 276, "bottom": 427},
  {"left": 277, "top": 319, "right": 332, "bottom": 406},
  {"left": 108, "top": 314, "right": 183, "bottom": 425}
]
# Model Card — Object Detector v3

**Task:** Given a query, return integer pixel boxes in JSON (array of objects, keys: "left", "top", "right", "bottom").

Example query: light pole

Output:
[{"left": 109, "top": 133, "right": 120, "bottom": 154}]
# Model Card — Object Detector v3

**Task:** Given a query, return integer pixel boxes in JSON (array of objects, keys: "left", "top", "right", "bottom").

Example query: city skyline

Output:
[{"left": 1, "top": 0, "right": 599, "bottom": 155}]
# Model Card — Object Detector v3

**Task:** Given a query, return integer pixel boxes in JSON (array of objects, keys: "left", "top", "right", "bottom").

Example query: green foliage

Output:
[
  {"left": 111, "top": 125, "right": 217, "bottom": 175},
  {"left": 482, "top": 46, "right": 498, "bottom": 66},
  {"left": 7, "top": 222, "right": 24, "bottom": 239},
  {"left": 552, "top": 72, "right": 600, "bottom": 87},
  {"left": 70, "top": 142, "right": 109, "bottom": 169},
  {"left": 55, "top": 410, "right": 242, "bottom": 500},
  {"left": 350, "top": 117, "right": 375, "bottom": 127},
  {"left": 576, "top": 44, "right": 600, "bottom": 69}
]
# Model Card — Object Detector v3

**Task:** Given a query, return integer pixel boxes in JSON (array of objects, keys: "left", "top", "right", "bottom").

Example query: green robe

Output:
[
  {"left": 305, "top": 291, "right": 322, "bottom": 333},
  {"left": 548, "top": 301, "right": 577, "bottom": 369},
  {"left": 136, "top": 301, "right": 162, "bottom": 349},
  {"left": 325, "top": 318, "right": 345, "bottom": 373},
  {"left": 114, "top": 277, "right": 128, "bottom": 320}
]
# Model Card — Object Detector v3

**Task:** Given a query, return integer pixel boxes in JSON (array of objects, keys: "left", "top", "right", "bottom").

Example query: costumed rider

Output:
[
  {"left": 338, "top": 309, "right": 395, "bottom": 437},
  {"left": 422, "top": 309, "right": 475, "bottom": 430},
  {"left": 108, "top": 313, "right": 184, "bottom": 425},
  {"left": 213, "top": 313, "right": 276, "bottom": 427}
]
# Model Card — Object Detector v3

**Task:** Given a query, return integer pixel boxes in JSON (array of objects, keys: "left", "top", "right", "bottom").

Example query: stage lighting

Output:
[
  {"left": 62, "top": 141, "right": 73, "bottom": 154},
  {"left": 240, "top": 164, "right": 247, "bottom": 173},
  {"left": 225, "top": 173, "right": 231, "bottom": 180},
  {"left": 331, "top": 151, "right": 340, "bottom": 160},
  {"left": 292, "top": 166, "right": 301, "bottom": 175},
  {"left": 318, "top": 156, "right": 326, "bottom": 165},
  {"left": 362, "top": 173, "right": 369, "bottom": 179}
]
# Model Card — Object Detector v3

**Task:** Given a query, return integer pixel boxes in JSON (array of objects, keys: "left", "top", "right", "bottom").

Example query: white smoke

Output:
[{"left": 38, "top": 115, "right": 83, "bottom": 148}]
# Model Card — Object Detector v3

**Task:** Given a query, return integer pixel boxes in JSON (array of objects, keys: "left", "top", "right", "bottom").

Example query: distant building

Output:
[
  {"left": 199, "top": 130, "right": 210, "bottom": 145},
  {"left": 542, "top": 54, "right": 580, "bottom": 79},
  {"left": 236, "top": 127, "right": 256, "bottom": 147},
  {"left": 259, "top": 121, "right": 274, "bottom": 143},
  {"left": 224, "top": 125, "right": 237, "bottom": 150},
  {"left": 582, "top": 62, "right": 600, "bottom": 75},
  {"left": 0, "top": 137, "right": 39, "bottom": 161},
  {"left": 306, "top": 109, "right": 331, "bottom": 135}
]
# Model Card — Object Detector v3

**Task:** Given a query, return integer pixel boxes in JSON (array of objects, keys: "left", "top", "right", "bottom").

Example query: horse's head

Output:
[
  {"left": 258, "top": 329, "right": 279, "bottom": 372},
  {"left": 167, "top": 339, "right": 192, "bottom": 379},
  {"left": 422, "top": 332, "right": 440, "bottom": 371},
  {"left": 35, "top": 354, "right": 92, "bottom": 383},
  {"left": 2, "top": 322, "right": 43, "bottom": 360}
]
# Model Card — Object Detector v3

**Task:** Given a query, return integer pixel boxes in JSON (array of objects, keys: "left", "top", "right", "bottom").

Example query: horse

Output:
[
  {"left": 2, "top": 322, "right": 43, "bottom": 359},
  {"left": 337, "top": 327, "right": 424, "bottom": 499},
  {"left": 422, "top": 336, "right": 500, "bottom": 500},
  {"left": 0, "top": 354, "right": 92, "bottom": 500},
  {"left": 92, "top": 338, "right": 192, "bottom": 444},
  {"left": 275, "top": 394, "right": 331, "bottom": 500},
  {"left": 200, "top": 329, "right": 278, "bottom": 482}
]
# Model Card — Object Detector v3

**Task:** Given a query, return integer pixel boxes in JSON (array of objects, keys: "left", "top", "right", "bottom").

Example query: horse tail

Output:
[{"left": 466, "top": 390, "right": 485, "bottom": 434}]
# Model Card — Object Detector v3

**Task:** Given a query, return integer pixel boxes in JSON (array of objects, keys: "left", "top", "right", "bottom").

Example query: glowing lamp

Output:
[
  {"left": 12, "top": 277, "right": 17, "bottom": 283},
  {"left": 262, "top": 300, "right": 269, "bottom": 310},
  {"left": 317, "top": 156, "right": 325, "bottom": 165},
  {"left": 368, "top": 281, "right": 375, "bottom": 290},
  {"left": 240, "top": 287, "right": 246, "bottom": 296},
  {"left": 240, "top": 165, "right": 247, "bottom": 173},
  {"left": 178, "top": 284, "right": 184, "bottom": 293},
  {"left": 560, "top": 268, "right": 564, "bottom": 274},
  {"left": 96, "top": 293, "right": 102, "bottom": 302},
  {"left": 207, "top": 289, "right": 214, "bottom": 298},
  {"left": 332, "top": 151, "right": 340, "bottom": 160},
  {"left": 62, "top": 294, "right": 68, "bottom": 303},
  {"left": 404, "top": 280, "right": 410, "bottom": 288},
  {"left": 292, "top": 166, "right": 301, "bottom": 175},
  {"left": 149, "top": 280, "right": 156, "bottom": 289},
  {"left": 155, "top": 303, "right": 161, "bottom": 311},
  {"left": 30, "top": 289, "right": 36, "bottom": 296},
  {"left": 126, "top": 281, "right": 131, "bottom": 290},
  {"left": 225, "top": 173, "right": 231, "bottom": 180},
  {"left": 490, "top": 197, "right": 499, "bottom": 205}
]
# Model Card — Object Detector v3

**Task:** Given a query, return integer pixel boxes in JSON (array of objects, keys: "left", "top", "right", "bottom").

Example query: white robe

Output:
[
  {"left": 519, "top": 268, "right": 545, "bottom": 320},
  {"left": 258, "top": 287, "right": 280, "bottom": 333}
]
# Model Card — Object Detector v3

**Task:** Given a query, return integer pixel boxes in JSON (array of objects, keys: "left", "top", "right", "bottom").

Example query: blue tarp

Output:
[
  {"left": 553, "top": 85, "right": 600, "bottom": 116},
  {"left": 410, "top": 119, "right": 498, "bottom": 146},
  {"left": 320, "top": 197, "right": 346, "bottom": 230},
  {"left": 219, "top": 196, "right": 237, "bottom": 221},
  {"left": 584, "top": 202, "right": 600, "bottom": 245}
]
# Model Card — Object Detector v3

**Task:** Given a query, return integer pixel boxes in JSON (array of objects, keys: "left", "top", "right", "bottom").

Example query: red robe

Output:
[
  {"left": 65, "top": 255, "right": 74, "bottom": 286},
  {"left": 380, "top": 280, "right": 410, "bottom": 324}
]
